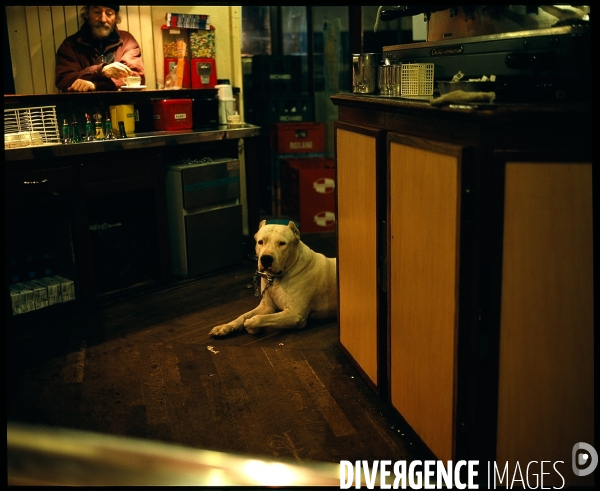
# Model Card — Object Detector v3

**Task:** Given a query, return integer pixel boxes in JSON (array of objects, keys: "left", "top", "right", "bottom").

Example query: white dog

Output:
[{"left": 209, "top": 220, "right": 337, "bottom": 337}]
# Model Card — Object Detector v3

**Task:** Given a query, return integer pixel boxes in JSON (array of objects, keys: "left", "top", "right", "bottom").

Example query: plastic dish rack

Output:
[
  {"left": 4, "top": 105, "right": 61, "bottom": 149},
  {"left": 400, "top": 63, "right": 434, "bottom": 99}
]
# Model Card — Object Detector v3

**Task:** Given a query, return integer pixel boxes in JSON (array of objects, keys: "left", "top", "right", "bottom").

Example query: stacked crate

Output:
[
  {"left": 280, "top": 157, "right": 335, "bottom": 234},
  {"left": 243, "top": 55, "right": 314, "bottom": 126},
  {"left": 270, "top": 122, "right": 326, "bottom": 218},
  {"left": 243, "top": 55, "right": 322, "bottom": 223},
  {"left": 272, "top": 123, "right": 335, "bottom": 234}
]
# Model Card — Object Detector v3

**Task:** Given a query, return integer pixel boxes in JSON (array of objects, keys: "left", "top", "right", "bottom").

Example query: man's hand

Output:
[
  {"left": 68, "top": 79, "right": 97, "bottom": 92},
  {"left": 102, "top": 61, "right": 133, "bottom": 80}
]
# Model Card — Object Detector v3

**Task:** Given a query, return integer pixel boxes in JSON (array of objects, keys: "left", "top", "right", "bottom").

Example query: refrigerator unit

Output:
[{"left": 166, "top": 158, "right": 244, "bottom": 277}]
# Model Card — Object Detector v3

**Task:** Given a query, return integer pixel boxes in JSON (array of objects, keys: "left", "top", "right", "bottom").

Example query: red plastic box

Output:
[
  {"left": 281, "top": 157, "right": 336, "bottom": 233},
  {"left": 271, "top": 122, "right": 326, "bottom": 155},
  {"left": 152, "top": 99, "right": 193, "bottom": 131}
]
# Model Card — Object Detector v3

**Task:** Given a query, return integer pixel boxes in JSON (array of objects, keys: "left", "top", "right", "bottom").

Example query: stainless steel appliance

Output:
[
  {"left": 352, "top": 53, "right": 381, "bottom": 94},
  {"left": 382, "top": 17, "right": 590, "bottom": 102},
  {"left": 166, "top": 158, "right": 244, "bottom": 277}
]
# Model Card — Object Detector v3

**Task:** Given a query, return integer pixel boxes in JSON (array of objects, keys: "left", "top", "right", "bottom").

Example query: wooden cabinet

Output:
[
  {"left": 495, "top": 155, "right": 594, "bottom": 488},
  {"left": 388, "top": 134, "right": 465, "bottom": 462},
  {"left": 335, "top": 123, "right": 387, "bottom": 393},
  {"left": 332, "top": 94, "right": 593, "bottom": 487}
]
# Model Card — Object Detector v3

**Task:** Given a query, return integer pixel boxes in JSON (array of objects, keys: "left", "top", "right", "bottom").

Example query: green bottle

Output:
[
  {"left": 61, "top": 118, "right": 71, "bottom": 144},
  {"left": 104, "top": 114, "right": 116, "bottom": 140},
  {"left": 84, "top": 113, "right": 95, "bottom": 142},
  {"left": 71, "top": 115, "right": 81, "bottom": 143}
]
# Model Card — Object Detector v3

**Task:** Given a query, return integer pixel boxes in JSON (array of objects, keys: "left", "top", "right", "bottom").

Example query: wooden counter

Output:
[{"left": 332, "top": 92, "right": 593, "bottom": 488}]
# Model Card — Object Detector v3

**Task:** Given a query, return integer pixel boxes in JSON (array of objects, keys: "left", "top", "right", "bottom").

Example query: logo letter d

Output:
[{"left": 572, "top": 442, "right": 598, "bottom": 477}]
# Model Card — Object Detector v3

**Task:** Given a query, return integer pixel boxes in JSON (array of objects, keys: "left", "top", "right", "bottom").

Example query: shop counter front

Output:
[{"left": 5, "top": 91, "right": 261, "bottom": 324}]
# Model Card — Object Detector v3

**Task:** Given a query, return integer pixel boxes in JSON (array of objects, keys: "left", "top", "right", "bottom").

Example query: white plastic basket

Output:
[
  {"left": 4, "top": 106, "right": 61, "bottom": 148},
  {"left": 400, "top": 63, "right": 434, "bottom": 98}
]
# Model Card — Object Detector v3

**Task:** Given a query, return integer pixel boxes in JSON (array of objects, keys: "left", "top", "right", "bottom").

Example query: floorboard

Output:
[{"left": 7, "top": 232, "right": 430, "bottom": 474}]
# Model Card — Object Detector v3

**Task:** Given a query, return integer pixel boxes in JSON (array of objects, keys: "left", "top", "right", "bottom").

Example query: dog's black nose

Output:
[{"left": 260, "top": 255, "right": 274, "bottom": 268}]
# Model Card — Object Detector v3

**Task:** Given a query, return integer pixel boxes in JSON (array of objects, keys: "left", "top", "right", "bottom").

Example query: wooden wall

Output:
[{"left": 5, "top": 5, "right": 243, "bottom": 99}]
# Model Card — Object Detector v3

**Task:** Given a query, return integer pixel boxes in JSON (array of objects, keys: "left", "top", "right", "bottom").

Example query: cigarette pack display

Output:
[
  {"left": 51, "top": 275, "right": 76, "bottom": 303},
  {"left": 21, "top": 280, "right": 49, "bottom": 310},
  {"left": 33, "top": 276, "right": 62, "bottom": 306},
  {"left": 10, "top": 283, "right": 35, "bottom": 314},
  {"left": 9, "top": 284, "right": 26, "bottom": 315}
]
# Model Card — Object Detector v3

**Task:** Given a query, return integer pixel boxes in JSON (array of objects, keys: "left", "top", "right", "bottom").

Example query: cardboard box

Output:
[
  {"left": 282, "top": 157, "right": 336, "bottom": 233},
  {"left": 271, "top": 122, "right": 326, "bottom": 155},
  {"left": 152, "top": 98, "right": 193, "bottom": 131}
]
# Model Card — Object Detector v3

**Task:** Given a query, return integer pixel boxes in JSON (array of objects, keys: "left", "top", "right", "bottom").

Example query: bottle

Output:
[
  {"left": 118, "top": 121, "right": 127, "bottom": 138},
  {"left": 61, "top": 118, "right": 71, "bottom": 144},
  {"left": 94, "top": 113, "right": 105, "bottom": 140},
  {"left": 104, "top": 113, "right": 116, "bottom": 140},
  {"left": 84, "top": 113, "right": 95, "bottom": 141},
  {"left": 71, "top": 115, "right": 81, "bottom": 143}
]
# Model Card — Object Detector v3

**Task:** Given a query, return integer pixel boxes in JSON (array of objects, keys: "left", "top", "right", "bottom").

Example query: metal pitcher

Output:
[{"left": 352, "top": 53, "right": 381, "bottom": 94}]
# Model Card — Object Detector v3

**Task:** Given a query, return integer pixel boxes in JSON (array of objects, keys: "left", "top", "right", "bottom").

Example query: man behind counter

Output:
[{"left": 55, "top": 5, "right": 145, "bottom": 92}]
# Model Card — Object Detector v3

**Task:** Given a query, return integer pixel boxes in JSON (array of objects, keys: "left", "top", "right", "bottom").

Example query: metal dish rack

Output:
[{"left": 4, "top": 105, "right": 61, "bottom": 148}]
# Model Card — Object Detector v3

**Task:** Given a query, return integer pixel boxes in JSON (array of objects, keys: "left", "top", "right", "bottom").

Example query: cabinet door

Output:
[
  {"left": 495, "top": 158, "right": 593, "bottom": 488},
  {"left": 388, "top": 134, "right": 465, "bottom": 461},
  {"left": 335, "top": 123, "right": 386, "bottom": 392}
]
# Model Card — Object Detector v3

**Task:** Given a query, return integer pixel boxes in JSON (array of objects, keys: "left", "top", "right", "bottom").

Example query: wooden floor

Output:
[{"left": 6, "top": 233, "right": 428, "bottom": 469}]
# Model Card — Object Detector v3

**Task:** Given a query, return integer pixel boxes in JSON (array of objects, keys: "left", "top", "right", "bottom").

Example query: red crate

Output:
[
  {"left": 281, "top": 157, "right": 335, "bottom": 233},
  {"left": 271, "top": 122, "right": 326, "bottom": 154},
  {"left": 152, "top": 99, "right": 193, "bottom": 131},
  {"left": 191, "top": 58, "right": 217, "bottom": 89}
]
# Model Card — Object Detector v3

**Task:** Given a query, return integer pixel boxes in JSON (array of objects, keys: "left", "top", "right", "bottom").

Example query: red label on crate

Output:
[
  {"left": 289, "top": 141, "right": 313, "bottom": 150},
  {"left": 271, "top": 122, "right": 326, "bottom": 154}
]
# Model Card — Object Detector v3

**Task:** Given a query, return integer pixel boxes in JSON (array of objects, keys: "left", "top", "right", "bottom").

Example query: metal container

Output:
[
  {"left": 352, "top": 53, "right": 381, "bottom": 94},
  {"left": 438, "top": 80, "right": 496, "bottom": 95}
]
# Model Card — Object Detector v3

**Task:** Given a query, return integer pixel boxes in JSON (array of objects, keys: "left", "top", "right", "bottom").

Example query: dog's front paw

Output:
[
  {"left": 244, "top": 326, "right": 264, "bottom": 335},
  {"left": 209, "top": 323, "right": 236, "bottom": 337},
  {"left": 243, "top": 318, "right": 264, "bottom": 335}
]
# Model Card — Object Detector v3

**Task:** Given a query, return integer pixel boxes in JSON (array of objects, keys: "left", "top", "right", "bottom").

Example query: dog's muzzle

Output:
[{"left": 260, "top": 254, "right": 274, "bottom": 269}]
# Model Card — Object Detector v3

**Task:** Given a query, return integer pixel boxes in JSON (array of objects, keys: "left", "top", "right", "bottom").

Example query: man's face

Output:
[{"left": 88, "top": 6, "right": 117, "bottom": 39}]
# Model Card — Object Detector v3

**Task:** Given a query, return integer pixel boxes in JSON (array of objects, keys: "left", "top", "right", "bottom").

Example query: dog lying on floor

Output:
[{"left": 209, "top": 220, "right": 337, "bottom": 337}]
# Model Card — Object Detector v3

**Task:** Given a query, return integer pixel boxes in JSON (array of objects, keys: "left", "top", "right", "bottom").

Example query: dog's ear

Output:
[
  {"left": 258, "top": 219, "right": 267, "bottom": 230},
  {"left": 288, "top": 221, "right": 300, "bottom": 239}
]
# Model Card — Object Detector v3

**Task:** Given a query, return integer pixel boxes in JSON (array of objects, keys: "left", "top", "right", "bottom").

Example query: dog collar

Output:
[{"left": 253, "top": 270, "right": 283, "bottom": 298}]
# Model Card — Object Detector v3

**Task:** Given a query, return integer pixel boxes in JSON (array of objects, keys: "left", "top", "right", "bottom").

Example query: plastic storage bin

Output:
[
  {"left": 400, "top": 63, "right": 434, "bottom": 98},
  {"left": 152, "top": 99, "right": 193, "bottom": 131}
]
